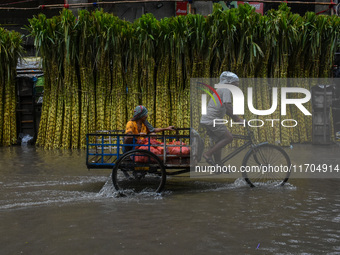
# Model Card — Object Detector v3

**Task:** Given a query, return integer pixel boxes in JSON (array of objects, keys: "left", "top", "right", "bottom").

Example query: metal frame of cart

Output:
[{"left": 86, "top": 128, "right": 192, "bottom": 192}]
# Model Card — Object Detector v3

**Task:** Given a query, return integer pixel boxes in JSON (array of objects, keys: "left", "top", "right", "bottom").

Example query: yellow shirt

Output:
[{"left": 125, "top": 120, "right": 149, "bottom": 135}]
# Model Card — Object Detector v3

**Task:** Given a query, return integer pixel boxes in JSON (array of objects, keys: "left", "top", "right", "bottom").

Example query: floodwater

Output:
[{"left": 0, "top": 144, "right": 340, "bottom": 255}]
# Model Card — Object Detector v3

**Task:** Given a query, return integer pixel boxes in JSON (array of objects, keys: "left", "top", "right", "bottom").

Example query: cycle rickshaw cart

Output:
[{"left": 86, "top": 127, "right": 291, "bottom": 193}]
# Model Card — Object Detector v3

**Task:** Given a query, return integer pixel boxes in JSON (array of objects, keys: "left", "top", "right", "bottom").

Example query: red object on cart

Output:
[{"left": 135, "top": 138, "right": 190, "bottom": 163}]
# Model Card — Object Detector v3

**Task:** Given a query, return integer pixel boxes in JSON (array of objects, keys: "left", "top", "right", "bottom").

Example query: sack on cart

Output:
[{"left": 134, "top": 138, "right": 190, "bottom": 164}]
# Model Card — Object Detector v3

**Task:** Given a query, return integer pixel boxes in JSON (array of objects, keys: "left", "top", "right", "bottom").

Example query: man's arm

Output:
[
  {"left": 153, "top": 126, "right": 175, "bottom": 133},
  {"left": 225, "top": 103, "right": 242, "bottom": 122},
  {"left": 144, "top": 120, "right": 175, "bottom": 133}
]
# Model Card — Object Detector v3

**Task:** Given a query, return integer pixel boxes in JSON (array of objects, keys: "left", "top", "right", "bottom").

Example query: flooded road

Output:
[{"left": 0, "top": 145, "right": 339, "bottom": 254}]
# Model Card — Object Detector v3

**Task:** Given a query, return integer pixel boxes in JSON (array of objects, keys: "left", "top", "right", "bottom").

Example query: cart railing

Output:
[{"left": 86, "top": 128, "right": 191, "bottom": 169}]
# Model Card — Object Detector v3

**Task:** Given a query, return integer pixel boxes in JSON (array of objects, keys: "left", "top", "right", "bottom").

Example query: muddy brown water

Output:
[{"left": 0, "top": 144, "right": 339, "bottom": 254}]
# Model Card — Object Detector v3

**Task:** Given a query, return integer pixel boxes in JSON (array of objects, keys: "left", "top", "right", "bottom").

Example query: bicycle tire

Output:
[
  {"left": 112, "top": 149, "right": 166, "bottom": 193},
  {"left": 242, "top": 143, "right": 291, "bottom": 187}
]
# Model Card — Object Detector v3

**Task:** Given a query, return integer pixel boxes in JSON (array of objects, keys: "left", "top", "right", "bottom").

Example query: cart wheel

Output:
[
  {"left": 242, "top": 144, "right": 291, "bottom": 187},
  {"left": 112, "top": 149, "right": 166, "bottom": 193}
]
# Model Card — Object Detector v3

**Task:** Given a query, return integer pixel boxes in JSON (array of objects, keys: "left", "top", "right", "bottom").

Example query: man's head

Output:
[
  {"left": 131, "top": 105, "right": 148, "bottom": 121},
  {"left": 220, "top": 71, "right": 239, "bottom": 86}
]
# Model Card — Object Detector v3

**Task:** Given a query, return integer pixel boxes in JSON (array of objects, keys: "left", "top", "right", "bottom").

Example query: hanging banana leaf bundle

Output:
[{"left": 0, "top": 28, "right": 23, "bottom": 146}]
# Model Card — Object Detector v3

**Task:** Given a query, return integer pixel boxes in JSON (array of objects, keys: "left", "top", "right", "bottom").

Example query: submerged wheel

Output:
[
  {"left": 112, "top": 149, "right": 166, "bottom": 193},
  {"left": 242, "top": 144, "right": 291, "bottom": 187}
]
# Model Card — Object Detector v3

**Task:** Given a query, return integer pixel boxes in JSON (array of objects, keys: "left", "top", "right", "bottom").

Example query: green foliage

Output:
[{"left": 26, "top": 5, "right": 340, "bottom": 148}]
